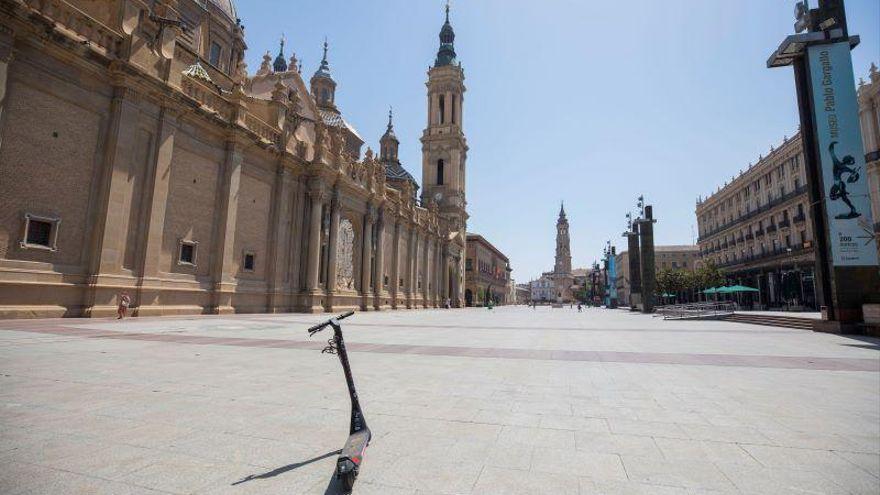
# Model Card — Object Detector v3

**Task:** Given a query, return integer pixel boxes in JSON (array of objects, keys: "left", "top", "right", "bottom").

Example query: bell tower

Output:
[
  {"left": 421, "top": 3, "right": 468, "bottom": 231},
  {"left": 555, "top": 202, "right": 572, "bottom": 275}
]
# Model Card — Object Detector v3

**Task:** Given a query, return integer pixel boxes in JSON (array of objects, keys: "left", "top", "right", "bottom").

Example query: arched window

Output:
[
  {"left": 451, "top": 95, "right": 456, "bottom": 124},
  {"left": 439, "top": 94, "right": 445, "bottom": 124},
  {"left": 437, "top": 159, "right": 444, "bottom": 185}
]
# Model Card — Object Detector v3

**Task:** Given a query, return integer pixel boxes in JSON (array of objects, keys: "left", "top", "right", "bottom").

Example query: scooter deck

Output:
[{"left": 340, "top": 427, "right": 371, "bottom": 465}]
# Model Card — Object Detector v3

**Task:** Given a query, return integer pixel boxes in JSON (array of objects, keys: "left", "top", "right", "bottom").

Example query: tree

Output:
[{"left": 696, "top": 262, "right": 725, "bottom": 290}]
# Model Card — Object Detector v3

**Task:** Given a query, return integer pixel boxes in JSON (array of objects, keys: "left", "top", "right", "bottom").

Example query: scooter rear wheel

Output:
[{"left": 341, "top": 471, "right": 357, "bottom": 492}]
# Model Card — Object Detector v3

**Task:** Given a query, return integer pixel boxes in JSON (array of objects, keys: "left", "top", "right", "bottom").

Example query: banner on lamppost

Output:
[{"left": 807, "top": 41, "right": 878, "bottom": 266}]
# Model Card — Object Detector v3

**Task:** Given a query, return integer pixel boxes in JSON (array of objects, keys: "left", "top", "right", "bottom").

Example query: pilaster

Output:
[
  {"left": 373, "top": 206, "right": 387, "bottom": 309},
  {"left": 83, "top": 81, "right": 146, "bottom": 317},
  {"left": 266, "top": 164, "right": 293, "bottom": 313},
  {"left": 360, "top": 203, "right": 375, "bottom": 310},
  {"left": 325, "top": 189, "right": 340, "bottom": 311},
  {"left": 135, "top": 106, "right": 180, "bottom": 315}
]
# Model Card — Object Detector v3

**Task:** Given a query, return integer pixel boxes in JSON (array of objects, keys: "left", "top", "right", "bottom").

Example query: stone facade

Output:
[
  {"left": 464, "top": 233, "right": 511, "bottom": 306},
  {"left": 0, "top": 0, "right": 467, "bottom": 317},
  {"left": 858, "top": 63, "right": 880, "bottom": 253},
  {"left": 696, "top": 133, "right": 816, "bottom": 309}
]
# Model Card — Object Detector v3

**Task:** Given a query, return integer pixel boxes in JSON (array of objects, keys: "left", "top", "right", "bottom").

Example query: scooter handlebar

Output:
[{"left": 307, "top": 311, "right": 355, "bottom": 335}]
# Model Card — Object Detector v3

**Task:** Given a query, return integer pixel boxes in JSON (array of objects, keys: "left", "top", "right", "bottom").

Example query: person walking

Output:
[{"left": 117, "top": 292, "right": 131, "bottom": 319}]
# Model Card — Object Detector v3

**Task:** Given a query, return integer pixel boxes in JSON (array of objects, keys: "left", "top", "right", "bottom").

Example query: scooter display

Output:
[{"left": 307, "top": 311, "right": 371, "bottom": 492}]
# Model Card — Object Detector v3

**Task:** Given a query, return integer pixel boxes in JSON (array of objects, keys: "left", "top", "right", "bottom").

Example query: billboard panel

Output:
[{"left": 807, "top": 42, "right": 878, "bottom": 266}]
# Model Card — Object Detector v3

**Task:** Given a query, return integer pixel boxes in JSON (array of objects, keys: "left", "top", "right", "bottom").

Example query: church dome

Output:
[{"left": 207, "top": 0, "right": 238, "bottom": 23}]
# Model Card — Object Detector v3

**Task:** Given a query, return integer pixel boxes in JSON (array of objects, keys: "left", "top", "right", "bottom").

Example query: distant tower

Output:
[
  {"left": 310, "top": 39, "right": 336, "bottom": 108},
  {"left": 421, "top": 2, "right": 468, "bottom": 231},
  {"left": 555, "top": 202, "right": 572, "bottom": 275}
]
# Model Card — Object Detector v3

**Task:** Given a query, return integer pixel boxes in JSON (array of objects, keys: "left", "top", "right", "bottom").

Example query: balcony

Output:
[
  {"left": 745, "top": 233, "right": 754, "bottom": 241},
  {"left": 793, "top": 214, "right": 807, "bottom": 224},
  {"left": 697, "top": 185, "right": 807, "bottom": 242},
  {"left": 755, "top": 230, "right": 765, "bottom": 238},
  {"left": 766, "top": 225, "right": 777, "bottom": 233},
  {"left": 779, "top": 219, "right": 791, "bottom": 229}
]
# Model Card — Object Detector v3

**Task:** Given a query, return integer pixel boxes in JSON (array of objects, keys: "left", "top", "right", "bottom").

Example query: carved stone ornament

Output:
[{"left": 336, "top": 218, "right": 355, "bottom": 290}]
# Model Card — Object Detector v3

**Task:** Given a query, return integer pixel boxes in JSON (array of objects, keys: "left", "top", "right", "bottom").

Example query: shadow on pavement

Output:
[
  {"left": 231, "top": 449, "right": 341, "bottom": 486},
  {"left": 838, "top": 334, "right": 880, "bottom": 351}
]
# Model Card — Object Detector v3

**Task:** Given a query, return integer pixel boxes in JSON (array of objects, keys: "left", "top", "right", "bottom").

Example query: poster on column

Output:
[{"left": 807, "top": 41, "right": 878, "bottom": 266}]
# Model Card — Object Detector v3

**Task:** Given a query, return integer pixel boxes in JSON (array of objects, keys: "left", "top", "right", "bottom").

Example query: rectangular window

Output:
[
  {"left": 26, "top": 220, "right": 52, "bottom": 246},
  {"left": 178, "top": 240, "right": 197, "bottom": 266},
  {"left": 20, "top": 214, "right": 60, "bottom": 251},
  {"left": 209, "top": 41, "right": 222, "bottom": 67},
  {"left": 437, "top": 159, "right": 445, "bottom": 186},
  {"left": 243, "top": 251, "right": 255, "bottom": 271}
]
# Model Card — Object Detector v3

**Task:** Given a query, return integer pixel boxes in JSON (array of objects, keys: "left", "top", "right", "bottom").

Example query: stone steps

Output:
[{"left": 723, "top": 313, "right": 816, "bottom": 330}]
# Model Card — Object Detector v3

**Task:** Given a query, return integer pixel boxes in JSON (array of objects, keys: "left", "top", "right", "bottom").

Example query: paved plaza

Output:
[{"left": 0, "top": 307, "right": 878, "bottom": 494}]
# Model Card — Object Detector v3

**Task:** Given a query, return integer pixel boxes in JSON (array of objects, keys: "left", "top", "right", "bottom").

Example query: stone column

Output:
[
  {"left": 138, "top": 107, "right": 179, "bottom": 284},
  {"left": 627, "top": 224, "right": 642, "bottom": 311},
  {"left": 408, "top": 228, "right": 418, "bottom": 308},
  {"left": 436, "top": 238, "right": 443, "bottom": 306},
  {"left": 287, "top": 179, "right": 307, "bottom": 301},
  {"left": 360, "top": 204, "right": 375, "bottom": 310},
  {"left": 325, "top": 191, "right": 340, "bottom": 310},
  {"left": 638, "top": 206, "right": 657, "bottom": 313},
  {"left": 441, "top": 244, "right": 450, "bottom": 302},
  {"left": 373, "top": 208, "right": 386, "bottom": 309},
  {"left": 305, "top": 182, "right": 325, "bottom": 294},
  {"left": 390, "top": 219, "right": 400, "bottom": 308},
  {"left": 422, "top": 235, "right": 430, "bottom": 307}
]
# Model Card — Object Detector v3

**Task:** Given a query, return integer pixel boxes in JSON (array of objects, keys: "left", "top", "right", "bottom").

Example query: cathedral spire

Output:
[
  {"left": 435, "top": 1, "right": 457, "bottom": 67},
  {"left": 380, "top": 106, "right": 399, "bottom": 161},
  {"left": 559, "top": 201, "right": 566, "bottom": 219},
  {"left": 310, "top": 38, "right": 336, "bottom": 107},
  {"left": 273, "top": 34, "right": 287, "bottom": 73},
  {"left": 317, "top": 38, "right": 331, "bottom": 75}
]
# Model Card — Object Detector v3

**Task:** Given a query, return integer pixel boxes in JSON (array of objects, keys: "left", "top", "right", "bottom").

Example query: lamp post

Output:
[{"left": 767, "top": 0, "right": 880, "bottom": 331}]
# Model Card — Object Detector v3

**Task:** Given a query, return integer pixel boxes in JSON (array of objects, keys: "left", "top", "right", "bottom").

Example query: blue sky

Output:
[{"left": 237, "top": 0, "right": 880, "bottom": 282}]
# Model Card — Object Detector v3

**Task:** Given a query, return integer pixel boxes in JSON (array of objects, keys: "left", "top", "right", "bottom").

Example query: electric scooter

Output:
[{"left": 307, "top": 311, "right": 370, "bottom": 492}]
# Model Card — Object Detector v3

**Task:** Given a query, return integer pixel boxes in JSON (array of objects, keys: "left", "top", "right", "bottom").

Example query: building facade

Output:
[
  {"left": 696, "top": 133, "right": 817, "bottom": 309},
  {"left": 859, "top": 63, "right": 880, "bottom": 251},
  {"left": 614, "top": 245, "right": 699, "bottom": 307},
  {"left": 695, "top": 63, "right": 879, "bottom": 310},
  {"left": 464, "top": 233, "right": 511, "bottom": 306},
  {"left": 515, "top": 283, "right": 530, "bottom": 305},
  {"left": 0, "top": 0, "right": 467, "bottom": 317}
]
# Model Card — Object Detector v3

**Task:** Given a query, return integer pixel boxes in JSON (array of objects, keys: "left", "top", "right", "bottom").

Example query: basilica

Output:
[{"left": 0, "top": 0, "right": 468, "bottom": 317}]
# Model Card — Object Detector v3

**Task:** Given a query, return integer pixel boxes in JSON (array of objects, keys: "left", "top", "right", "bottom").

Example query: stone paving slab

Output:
[{"left": 0, "top": 306, "right": 878, "bottom": 494}]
